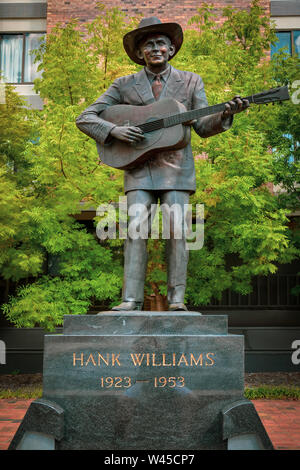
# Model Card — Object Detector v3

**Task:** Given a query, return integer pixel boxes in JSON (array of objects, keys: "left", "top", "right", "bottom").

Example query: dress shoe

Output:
[
  {"left": 168, "top": 303, "right": 188, "bottom": 311},
  {"left": 111, "top": 301, "right": 143, "bottom": 311}
]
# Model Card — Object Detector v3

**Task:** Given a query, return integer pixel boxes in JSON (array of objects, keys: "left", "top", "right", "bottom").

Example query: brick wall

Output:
[{"left": 46, "top": 0, "right": 270, "bottom": 32}]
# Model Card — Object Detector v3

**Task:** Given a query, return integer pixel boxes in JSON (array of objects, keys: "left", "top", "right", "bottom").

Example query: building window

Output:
[
  {"left": 0, "top": 33, "right": 44, "bottom": 84},
  {"left": 271, "top": 30, "right": 300, "bottom": 57},
  {"left": 294, "top": 30, "right": 300, "bottom": 56}
]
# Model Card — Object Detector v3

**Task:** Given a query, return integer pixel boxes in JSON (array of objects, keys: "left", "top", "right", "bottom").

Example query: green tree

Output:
[
  {"left": 0, "top": 86, "right": 42, "bottom": 282},
  {"left": 267, "top": 44, "right": 300, "bottom": 296},
  {"left": 172, "top": 0, "right": 299, "bottom": 305},
  {"left": 267, "top": 52, "right": 300, "bottom": 211},
  {"left": 145, "top": 0, "right": 299, "bottom": 306},
  {"left": 1, "top": 6, "right": 140, "bottom": 330}
]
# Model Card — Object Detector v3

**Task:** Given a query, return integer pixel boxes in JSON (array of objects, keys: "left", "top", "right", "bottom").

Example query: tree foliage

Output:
[
  {"left": 1, "top": 6, "right": 140, "bottom": 329},
  {"left": 0, "top": 87, "right": 42, "bottom": 282},
  {"left": 171, "top": 0, "right": 299, "bottom": 304}
]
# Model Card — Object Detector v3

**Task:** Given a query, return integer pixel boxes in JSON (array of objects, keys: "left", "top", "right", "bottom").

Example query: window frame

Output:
[
  {"left": 0, "top": 31, "right": 45, "bottom": 85},
  {"left": 272, "top": 29, "right": 300, "bottom": 57}
]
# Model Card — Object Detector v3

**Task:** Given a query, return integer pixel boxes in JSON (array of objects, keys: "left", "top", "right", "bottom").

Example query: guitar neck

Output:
[{"left": 138, "top": 94, "right": 255, "bottom": 133}]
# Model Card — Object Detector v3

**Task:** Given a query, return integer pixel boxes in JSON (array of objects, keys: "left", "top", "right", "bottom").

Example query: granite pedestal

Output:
[{"left": 9, "top": 312, "right": 273, "bottom": 450}]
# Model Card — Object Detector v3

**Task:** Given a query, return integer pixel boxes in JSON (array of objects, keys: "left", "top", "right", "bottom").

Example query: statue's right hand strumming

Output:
[{"left": 110, "top": 126, "right": 145, "bottom": 143}]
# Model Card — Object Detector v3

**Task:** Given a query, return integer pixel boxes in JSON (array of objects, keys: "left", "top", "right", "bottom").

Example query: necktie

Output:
[{"left": 152, "top": 74, "right": 162, "bottom": 100}]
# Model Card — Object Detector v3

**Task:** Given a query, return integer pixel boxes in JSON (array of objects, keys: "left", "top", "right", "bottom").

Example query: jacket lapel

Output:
[
  {"left": 132, "top": 66, "right": 184, "bottom": 104},
  {"left": 133, "top": 68, "right": 155, "bottom": 105},
  {"left": 160, "top": 66, "right": 184, "bottom": 100}
]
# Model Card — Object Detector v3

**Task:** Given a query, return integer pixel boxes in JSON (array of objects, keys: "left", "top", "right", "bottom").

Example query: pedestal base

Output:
[{"left": 9, "top": 312, "right": 273, "bottom": 450}]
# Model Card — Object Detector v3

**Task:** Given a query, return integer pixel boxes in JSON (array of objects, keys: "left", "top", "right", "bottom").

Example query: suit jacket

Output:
[{"left": 76, "top": 65, "right": 233, "bottom": 194}]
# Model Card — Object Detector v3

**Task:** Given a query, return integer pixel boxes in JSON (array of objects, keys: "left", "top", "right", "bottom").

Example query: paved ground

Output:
[
  {"left": 0, "top": 399, "right": 34, "bottom": 451},
  {"left": 253, "top": 400, "right": 300, "bottom": 450},
  {"left": 0, "top": 398, "right": 299, "bottom": 450}
]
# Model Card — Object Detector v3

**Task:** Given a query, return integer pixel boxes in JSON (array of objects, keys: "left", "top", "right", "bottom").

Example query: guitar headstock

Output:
[{"left": 251, "top": 86, "right": 290, "bottom": 105}]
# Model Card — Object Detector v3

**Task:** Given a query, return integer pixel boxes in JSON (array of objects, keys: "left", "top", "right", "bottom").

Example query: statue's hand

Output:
[
  {"left": 222, "top": 95, "right": 249, "bottom": 118},
  {"left": 110, "top": 126, "right": 145, "bottom": 143}
]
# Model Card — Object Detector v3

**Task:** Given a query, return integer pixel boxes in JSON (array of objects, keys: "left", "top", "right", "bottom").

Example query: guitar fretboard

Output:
[{"left": 138, "top": 95, "right": 255, "bottom": 134}]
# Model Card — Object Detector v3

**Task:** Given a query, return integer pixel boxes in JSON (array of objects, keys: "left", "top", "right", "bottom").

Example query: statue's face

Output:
[{"left": 137, "top": 33, "right": 175, "bottom": 68}]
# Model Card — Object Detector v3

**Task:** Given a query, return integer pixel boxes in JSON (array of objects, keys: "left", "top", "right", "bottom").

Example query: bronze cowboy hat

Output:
[{"left": 123, "top": 17, "right": 183, "bottom": 66}]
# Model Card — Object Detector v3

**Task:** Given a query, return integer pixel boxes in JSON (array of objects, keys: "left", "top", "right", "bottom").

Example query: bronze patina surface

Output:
[{"left": 76, "top": 17, "right": 249, "bottom": 311}]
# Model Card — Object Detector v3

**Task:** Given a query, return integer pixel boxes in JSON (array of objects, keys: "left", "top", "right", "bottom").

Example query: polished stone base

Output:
[{"left": 9, "top": 312, "right": 273, "bottom": 450}]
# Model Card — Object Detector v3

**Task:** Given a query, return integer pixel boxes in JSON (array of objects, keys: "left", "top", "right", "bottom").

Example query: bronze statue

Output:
[{"left": 76, "top": 17, "right": 249, "bottom": 311}]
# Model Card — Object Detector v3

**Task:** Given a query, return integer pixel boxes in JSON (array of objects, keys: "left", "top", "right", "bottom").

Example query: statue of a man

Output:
[{"left": 76, "top": 17, "right": 249, "bottom": 312}]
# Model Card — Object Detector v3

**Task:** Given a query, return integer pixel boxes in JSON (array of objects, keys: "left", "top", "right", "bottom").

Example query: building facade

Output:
[
  {"left": 0, "top": 0, "right": 47, "bottom": 108},
  {"left": 0, "top": 1, "right": 299, "bottom": 107},
  {"left": 46, "top": 0, "right": 270, "bottom": 31}
]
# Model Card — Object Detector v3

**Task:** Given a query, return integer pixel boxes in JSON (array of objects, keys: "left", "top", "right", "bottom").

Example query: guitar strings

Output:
[
  {"left": 137, "top": 106, "right": 224, "bottom": 134},
  {"left": 135, "top": 93, "right": 269, "bottom": 134},
  {"left": 129, "top": 87, "right": 286, "bottom": 134}
]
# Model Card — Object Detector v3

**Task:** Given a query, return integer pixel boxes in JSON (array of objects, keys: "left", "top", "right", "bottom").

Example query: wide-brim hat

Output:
[{"left": 123, "top": 17, "right": 183, "bottom": 66}]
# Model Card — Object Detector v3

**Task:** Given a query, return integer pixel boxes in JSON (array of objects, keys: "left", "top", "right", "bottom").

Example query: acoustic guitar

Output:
[{"left": 97, "top": 86, "right": 290, "bottom": 170}]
